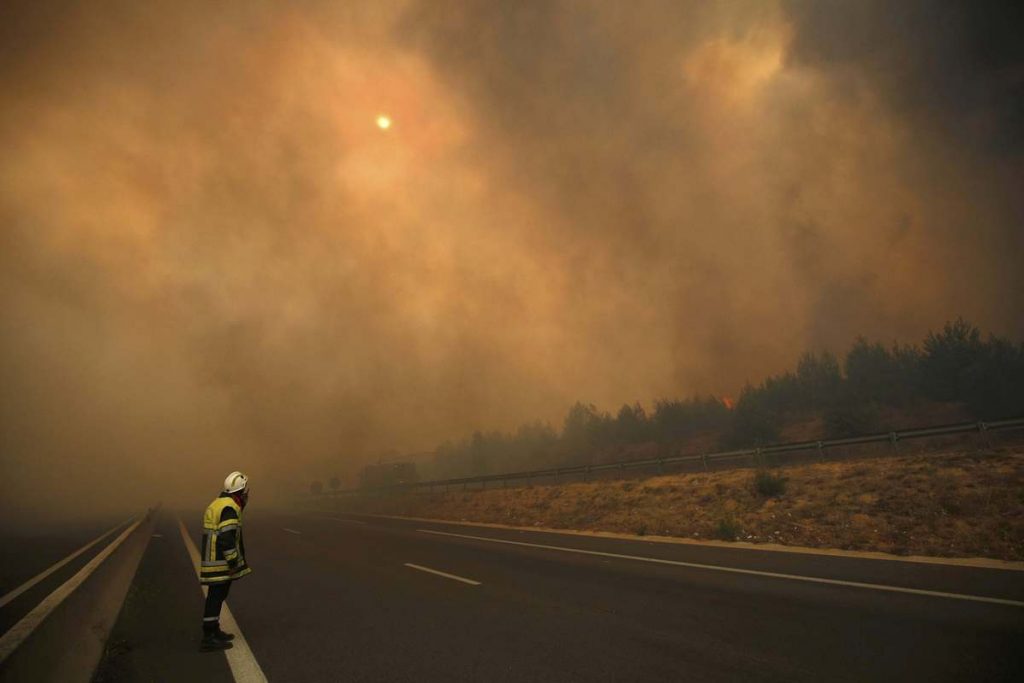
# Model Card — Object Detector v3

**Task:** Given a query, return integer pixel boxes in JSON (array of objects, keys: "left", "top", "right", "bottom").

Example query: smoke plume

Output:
[{"left": 1, "top": 0, "right": 1021, "bottom": 523}]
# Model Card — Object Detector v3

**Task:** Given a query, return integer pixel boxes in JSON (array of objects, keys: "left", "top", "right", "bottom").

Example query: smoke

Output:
[{"left": 1, "top": 0, "right": 1021, "bottom": 523}]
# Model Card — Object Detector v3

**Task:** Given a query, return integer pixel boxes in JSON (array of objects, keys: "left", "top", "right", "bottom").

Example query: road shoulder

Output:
[{"left": 92, "top": 512, "right": 233, "bottom": 683}]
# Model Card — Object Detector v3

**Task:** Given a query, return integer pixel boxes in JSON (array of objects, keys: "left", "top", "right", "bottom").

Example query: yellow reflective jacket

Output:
[{"left": 200, "top": 494, "right": 252, "bottom": 584}]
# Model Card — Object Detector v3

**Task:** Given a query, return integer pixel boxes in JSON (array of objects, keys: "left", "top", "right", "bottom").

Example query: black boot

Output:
[
  {"left": 216, "top": 628, "right": 235, "bottom": 641},
  {"left": 200, "top": 623, "right": 233, "bottom": 652}
]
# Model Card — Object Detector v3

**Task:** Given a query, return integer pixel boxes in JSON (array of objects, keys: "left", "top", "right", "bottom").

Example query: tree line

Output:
[{"left": 429, "top": 319, "right": 1024, "bottom": 479}]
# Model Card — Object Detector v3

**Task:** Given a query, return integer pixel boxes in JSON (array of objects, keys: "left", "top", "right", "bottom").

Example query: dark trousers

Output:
[{"left": 202, "top": 581, "right": 231, "bottom": 632}]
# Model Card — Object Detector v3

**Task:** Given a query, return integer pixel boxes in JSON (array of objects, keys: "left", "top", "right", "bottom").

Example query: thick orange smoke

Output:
[{"left": 1, "top": 0, "right": 1020, "bottom": 524}]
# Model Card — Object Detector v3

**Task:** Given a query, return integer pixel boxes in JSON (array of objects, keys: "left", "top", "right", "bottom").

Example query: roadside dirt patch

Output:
[{"left": 335, "top": 447, "right": 1024, "bottom": 560}]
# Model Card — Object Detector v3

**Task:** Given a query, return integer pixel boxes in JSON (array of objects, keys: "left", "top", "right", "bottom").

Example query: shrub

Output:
[
  {"left": 823, "top": 400, "right": 881, "bottom": 438},
  {"left": 722, "top": 387, "right": 781, "bottom": 448},
  {"left": 754, "top": 470, "right": 787, "bottom": 497},
  {"left": 714, "top": 517, "right": 741, "bottom": 541}
]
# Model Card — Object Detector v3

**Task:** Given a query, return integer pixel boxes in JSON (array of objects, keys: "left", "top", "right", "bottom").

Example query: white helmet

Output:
[{"left": 223, "top": 471, "right": 249, "bottom": 493}]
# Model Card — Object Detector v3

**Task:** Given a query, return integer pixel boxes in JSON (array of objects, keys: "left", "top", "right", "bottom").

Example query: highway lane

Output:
[
  {"left": 0, "top": 518, "right": 126, "bottom": 595},
  {"left": 177, "top": 510, "right": 1024, "bottom": 682},
  {"left": 316, "top": 513, "right": 1024, "bottom": 603},
  {"left": 0, "top": 516, "right": 131, "bottom": 636}
]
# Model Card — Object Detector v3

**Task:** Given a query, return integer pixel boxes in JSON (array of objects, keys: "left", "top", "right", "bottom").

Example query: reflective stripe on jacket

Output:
[{"left": 199, "top": 493, "right": 252, "bottom": 584}]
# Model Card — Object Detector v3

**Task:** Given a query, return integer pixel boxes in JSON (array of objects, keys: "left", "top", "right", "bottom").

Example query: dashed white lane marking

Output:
[
  {"left": 417, "top": 529, "right": 1024, "bottom": 608},
  {"left": 177, "top": 518, "right": 268, "bottom": 683},
  {"left": 0, "top": 517, "right": 130, "bottom": 609},
  {"left": 283, "top": 528, "right": 301, "bottom": 535},
  {"left": 152, "top": 534, "right": 164, "bottom": 538},
  {"left": 404, "top": 563, "right": 481, "bottom": 586},
  {"left": 0, "top": 517, "right": 143, "bottom": 663}
]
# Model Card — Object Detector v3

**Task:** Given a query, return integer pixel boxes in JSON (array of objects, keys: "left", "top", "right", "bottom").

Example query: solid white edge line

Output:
[
  {"left": 0, "top": 516, "right": 143, "bottom": 663},
  {"left": 176, "top": 517, "right": 268, "bottom": 683},
  {"left": 417, "top": 529, "right": 1024, "bottom": 608},
  {"left": 404, "top": 563, "right": 481, "bottom": 586},
  {"left": 0, "top": 517, "right": 132, "bottom": 609},
  {"left": 282, "top": 528, "right": 301, "bottom": 535},
  {"left": 346, "top": 511, "right": 1024, "bottom": 571}
]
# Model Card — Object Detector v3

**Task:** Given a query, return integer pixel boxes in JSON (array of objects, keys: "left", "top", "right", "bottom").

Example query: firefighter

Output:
[{"left": 199, "top": 471, "right": 252, "bottom": 652}]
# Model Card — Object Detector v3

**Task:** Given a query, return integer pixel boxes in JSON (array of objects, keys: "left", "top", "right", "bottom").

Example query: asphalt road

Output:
[
  {"left": 89, "top": 508, "right": 1024, "bottom": 682},
  {"left": 0, "top": 516, "right": 129, "bottom": 637}
]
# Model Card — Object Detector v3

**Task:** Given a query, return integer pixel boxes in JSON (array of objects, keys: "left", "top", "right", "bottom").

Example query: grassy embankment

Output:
[{"left": 340, "top": 447, "right": 1024, "bottom": 561}]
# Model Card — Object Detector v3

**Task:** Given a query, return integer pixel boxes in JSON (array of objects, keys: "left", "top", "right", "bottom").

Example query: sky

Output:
[{"left": 1, "top": 0, "right": 1021, "bottom": 523}]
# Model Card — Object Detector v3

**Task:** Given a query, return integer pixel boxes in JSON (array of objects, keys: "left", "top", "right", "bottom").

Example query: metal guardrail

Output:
[{"left": 323, "top": 416, "right": 1024, "bottom": 497}]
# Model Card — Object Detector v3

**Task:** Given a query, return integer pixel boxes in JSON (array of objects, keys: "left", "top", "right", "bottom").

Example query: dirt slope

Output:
[{"left": 339, "top": 447, "right": 1024, "bottom": 561}]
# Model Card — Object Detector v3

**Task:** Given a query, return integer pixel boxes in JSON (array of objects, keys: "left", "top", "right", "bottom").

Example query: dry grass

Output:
[{"left": 339, "top": 447, "right": 1024, "bottom": 560}]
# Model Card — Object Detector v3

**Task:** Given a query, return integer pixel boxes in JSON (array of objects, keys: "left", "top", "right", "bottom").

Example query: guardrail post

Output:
[
  {"left": 754, "top": 448, "right": 762, "bottom": 467},
  {"left": 584, "top": 466, "right": 590, "bottom": 482},
  {"left": 657, "top": 458, "right": 664, "bottom": 474},
  {"left": 977, "top": 421, "right": 992, "bottom": 449},
  {"left": 701, "top": 453, "right": 708, "bottom": 470},
  {"left": 889, "top": 432, "right": 899, "bottom": 452},
  {"left": 816, "top": 441, "right": 824, "bottom": 462}
]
